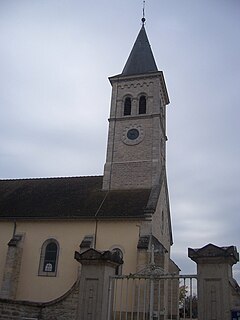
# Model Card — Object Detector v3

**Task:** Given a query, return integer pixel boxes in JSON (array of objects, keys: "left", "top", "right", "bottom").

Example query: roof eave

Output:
[{"left": 0, "top": 215, "right": 147, "bottom": 221}]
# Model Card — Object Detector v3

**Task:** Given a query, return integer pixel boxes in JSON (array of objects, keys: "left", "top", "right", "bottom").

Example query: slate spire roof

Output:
[{"left": 122, "top": 24, "right": 158, "bottom": 76}]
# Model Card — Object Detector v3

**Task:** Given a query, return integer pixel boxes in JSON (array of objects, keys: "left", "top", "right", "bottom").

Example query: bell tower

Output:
[{"left": 103, "top": 21, "right": 170, "bottom": 190}]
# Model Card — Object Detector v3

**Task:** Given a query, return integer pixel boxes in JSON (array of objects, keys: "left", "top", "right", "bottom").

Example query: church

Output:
[{"left": 0, "top": 19, "right": 179, "bottom": 303}]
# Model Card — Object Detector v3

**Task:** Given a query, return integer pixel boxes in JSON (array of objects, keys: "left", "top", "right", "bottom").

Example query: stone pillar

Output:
[
  {"left": 74, "top": 248, "right": 122, "bottom": 320},
  {"left": 0, "top": 233, "right": 25, "bottom": 299},
  {"left": 188, "top": 243, "right": 239, "bottom": 320}
]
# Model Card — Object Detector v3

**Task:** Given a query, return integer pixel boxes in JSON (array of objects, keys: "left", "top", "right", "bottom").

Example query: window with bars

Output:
[{"left": 39, "top": 239, "right": 59, "bottom": 276}]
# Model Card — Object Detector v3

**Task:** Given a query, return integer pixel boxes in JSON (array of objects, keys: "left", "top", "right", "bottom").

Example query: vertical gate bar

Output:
[
  {"left": 131, "top": 278, "right": 135, "bottom": 320},
  {"left": 170, "top": 278, "right": 173, "bottom": 320},
  {"left": 137, "top": 278, "right": 141, "bottom": 320},
  {"left": 183, "top": 278, "right": 186, "bottom": 320},
  {"left": 113, "top": 278, "right": 118, "bottom": 320},
  {"left": 107, "top": 277, "right": 113, "bottom": 320},
  {"left": 149, "top": 276, "right": 154, "bottom": 320},
  {"left": 125, "top": 278, "right": 129, "bottom": 320},
  {"left": 119, "top": 278, "right": 124, "bottom": 320},
  {"left": 157, "top": 279, "right": 160, "bottom": 320},
  {"left": 178, "top": 279, "right": 180, "bottom": 320},
  {"left": 143, "top": 278, "right": 147, "bottom": 320},
  {"left": 147, "top": 279, "right": 150, "bottom": 320},
  {"left": 140, "top": 280, "right": 143, "bottom": 320},
  {"left": 190, "top": 278, "right": 193, "bottom": 320},
  {"left": 195, "top": 277, "right": 197, "bottom": 319},
  {"left": 177, "top": 279, "right": 180, "bottom": 320}
]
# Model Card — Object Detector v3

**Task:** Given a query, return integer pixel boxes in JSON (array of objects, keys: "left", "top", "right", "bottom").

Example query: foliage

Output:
[
  {"left": 179, "top": 285, "right": 188, "bottom": 307},
  {"left": 179, "top": 285, "right": 198, "bottom": 318}
]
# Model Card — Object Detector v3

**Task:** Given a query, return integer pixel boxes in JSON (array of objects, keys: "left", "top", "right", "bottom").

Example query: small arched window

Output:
[
  {"left": 112, "top": 248, "right": 123, "bottom": 275},
  {"left": 124, "top": 97, "right": 131, "bottom": 116},
  {"left": 139, "top": 95, "right": 146, "bottom": 114},
  {"left": 39, "top": 239, "right": 59, "bottom": 276}
]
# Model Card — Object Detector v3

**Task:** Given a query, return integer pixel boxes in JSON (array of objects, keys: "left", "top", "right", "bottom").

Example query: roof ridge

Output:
[{"left": 0, "top": 175, "right": 103, "bottom": 182}]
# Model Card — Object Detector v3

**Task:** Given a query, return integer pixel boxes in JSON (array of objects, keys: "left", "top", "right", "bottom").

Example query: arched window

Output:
[
  {"left": 38, "top": 239, "right": 59, "bottom": 276},
  {"left": 139, "top": 95, "right": 146, "bottom": 114},
  {"left": 124, "top": 97, "right": 131, "bottom": 116},
  {"left": 112, "top": 248, "right": 123, "bottom": 275}
]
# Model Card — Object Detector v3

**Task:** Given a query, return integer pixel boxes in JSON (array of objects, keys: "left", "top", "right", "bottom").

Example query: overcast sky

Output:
[{"left": 0, "top": 0, "right": 239, "bottom": 282}]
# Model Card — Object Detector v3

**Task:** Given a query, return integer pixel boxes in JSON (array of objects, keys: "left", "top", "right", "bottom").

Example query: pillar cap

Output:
[
  {"left": 188, "top": 243, "right": 239, "bottom": 265},
  {"left": 74, "top": 248, "right": 123, "bottom": 266}
]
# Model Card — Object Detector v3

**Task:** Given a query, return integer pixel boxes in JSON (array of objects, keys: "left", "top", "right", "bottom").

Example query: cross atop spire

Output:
[{"left": 142, "top": 0, "right": 146, "bottom": 25}]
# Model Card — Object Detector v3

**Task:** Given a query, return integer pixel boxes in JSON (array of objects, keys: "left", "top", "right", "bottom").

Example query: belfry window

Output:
[
  {"left": 39, "top": 239, "right": 59, "bottom": 276},
  {"left": 139, "top": 95, "right": 146, "bottom": 114},
  {"left": 124, "top": 97, "right": 131, "bottom": 116}
]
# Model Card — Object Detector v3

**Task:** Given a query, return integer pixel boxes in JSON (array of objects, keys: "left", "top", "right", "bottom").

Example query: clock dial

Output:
[
  {"left": 127, "top": 128, "right": 139, "bottom": 140},
  {"left": 122, "top": 125, "right": 144, "bottom": 145}
]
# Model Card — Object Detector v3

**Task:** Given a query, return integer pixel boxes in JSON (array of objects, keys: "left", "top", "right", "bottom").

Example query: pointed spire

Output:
[{"left": 121, "top": 23, "right": 158, "bottom": 76}]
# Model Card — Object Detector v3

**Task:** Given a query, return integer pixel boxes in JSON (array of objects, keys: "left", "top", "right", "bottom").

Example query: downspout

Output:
[
  {"left": 13, "top": 220, "right": 17, "bottom": 237},
  {"left": 93, "top": 190, "right": 109, "bottom": 249}
]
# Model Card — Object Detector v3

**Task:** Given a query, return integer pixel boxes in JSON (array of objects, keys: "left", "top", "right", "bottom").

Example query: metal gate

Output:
[{"left": 107, "top": 274, "right": 197, "bottom": 320}]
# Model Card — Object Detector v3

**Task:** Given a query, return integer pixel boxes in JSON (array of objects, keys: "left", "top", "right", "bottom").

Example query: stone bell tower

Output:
[{"left": 103, "top": 21, "right": 170, "bottom": 190}]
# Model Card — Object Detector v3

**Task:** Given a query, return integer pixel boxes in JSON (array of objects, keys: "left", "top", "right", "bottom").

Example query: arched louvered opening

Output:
[
  {"left": 139, "top": 95, "right": 146, "bottom": 114},
  {"left": 124, "top": 97, "right": 132, "bottom": 116}
]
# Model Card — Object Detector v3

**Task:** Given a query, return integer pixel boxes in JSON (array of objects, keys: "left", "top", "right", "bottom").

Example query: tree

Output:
[{"left": 179, "top": 285, "right": 198, "bottom": 318}]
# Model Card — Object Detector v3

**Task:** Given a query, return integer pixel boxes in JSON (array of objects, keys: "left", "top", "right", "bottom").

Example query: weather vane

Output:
[{"left": 142, "top": 0, "right": 146, "bottom": 25}]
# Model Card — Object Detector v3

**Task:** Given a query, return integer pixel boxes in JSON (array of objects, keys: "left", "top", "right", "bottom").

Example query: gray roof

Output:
[
  {"left": 122, "top": 25, "right": 158, "bottom": 76},
  {"left": 0, "top": 176, "right": 152, "bottom": 220}
]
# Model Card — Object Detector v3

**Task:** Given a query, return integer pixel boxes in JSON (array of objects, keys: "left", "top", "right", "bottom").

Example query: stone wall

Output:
[
  {"left": 0, "top": 278, "right": 79, "bottom": 320},
  {"left": 0, "top": 299, "right": 40, "bottom": 320},
  {"left": 102, "top": 73, "right": 168, "bottom": 191},
  {"left": 0, "top": 248, "right": 122, "bottom": 320}
]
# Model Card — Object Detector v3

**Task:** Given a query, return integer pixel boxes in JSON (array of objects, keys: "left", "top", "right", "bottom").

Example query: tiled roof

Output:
[{"left": 0, "top": 176, "right": 152, "bottom": 220}]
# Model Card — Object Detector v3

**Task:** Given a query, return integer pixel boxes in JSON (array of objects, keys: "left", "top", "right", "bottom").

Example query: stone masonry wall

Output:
[
  {"left": 0, "top": 299, "right": 40, "bottom": 320},
  {"left": 0, "top": 278, "right": 79, "bottom": 320},
  {"left": 103, "top": 73, "right": 167, "bottom": 191}
]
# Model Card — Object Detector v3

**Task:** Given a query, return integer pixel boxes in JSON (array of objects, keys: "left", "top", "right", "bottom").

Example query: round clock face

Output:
[
  {"left": 122, "top": 125, "right": 144, "bottom": 145},
  {"left": 127, "top": 128, "right": 139, "bottom": 140}
]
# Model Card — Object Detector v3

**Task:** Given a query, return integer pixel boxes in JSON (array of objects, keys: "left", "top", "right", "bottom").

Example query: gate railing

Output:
[{"left": 107, "top": 274, "right": 198, "bottom": 320}]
